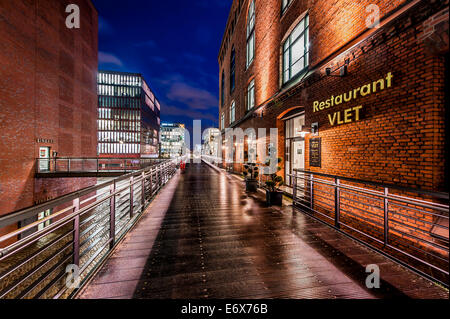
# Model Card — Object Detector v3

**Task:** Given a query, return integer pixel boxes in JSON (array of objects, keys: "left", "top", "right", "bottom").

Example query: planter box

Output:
[
  {"left": 245, "top": 179, "right": 258, "bottom": 192},
  {"left": 266, "top": 190, "right": 283, "bottom": 206}
]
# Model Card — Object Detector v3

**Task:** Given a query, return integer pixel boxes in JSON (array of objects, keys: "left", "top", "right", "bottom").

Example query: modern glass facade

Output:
[
  {"left": 160, "top": 123, "right": 186, "bottom": 158},
  {"left": 97, "top": 71, "right": 160, "bottom": 158}
]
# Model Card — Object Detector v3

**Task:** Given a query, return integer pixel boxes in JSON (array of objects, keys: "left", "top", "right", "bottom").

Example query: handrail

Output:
[
  {"left": 291, "top": 170, "right": 449, "bottom": 288},
  {"left": 0, "top": 159, "right": 179, "bottom": 299},
  {"left": 294, "top": 169, "right": 449, "bottom": 200}
]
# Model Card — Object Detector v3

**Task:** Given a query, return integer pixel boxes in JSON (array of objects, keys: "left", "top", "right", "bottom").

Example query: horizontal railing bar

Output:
[
  {"left": 388, "top": 209, "right": 449, "bottom": 231},
  {"left": 294, "top": 169, "right": 449, "bottom": 200},
  {"left": 0, "top": 241, "right": 73, "bottom": 298},
  {"left": 388, "top": 200, "right": 449, "bottom": 219},
  {"left": 388, "top": 220, "right": 449, "bottom": 252},
  {"left": 0, "top": 162, "right": 169, "bottom": 229},
  {"left": 18, "top": 253, "right": 73, "bottom": 299},
  {"left": 0, "top": 228, "right": 73, "bottom": 281}
]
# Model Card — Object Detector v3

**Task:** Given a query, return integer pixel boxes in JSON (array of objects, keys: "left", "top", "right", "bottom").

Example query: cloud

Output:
[
  {"left": 98, "top": 51, "right": 123, "bottom": 67},
  {"left": 167, "top": 82, "right": 218, "bottom": 110}
]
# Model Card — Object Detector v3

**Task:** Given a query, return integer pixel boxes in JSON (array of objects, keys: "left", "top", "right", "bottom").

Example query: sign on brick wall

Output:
[{"left": 309, "top": 138, "right": 322, "bottom": 167}]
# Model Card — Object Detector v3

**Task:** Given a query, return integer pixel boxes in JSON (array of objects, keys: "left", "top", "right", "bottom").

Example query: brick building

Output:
[
  {"left": 218, "top": 0, "right": 448, "bottom": 192},
  {"left": 218, "top": 0, "right": 449, "bottom": 284},
  {"left": 0, "top": 0, "right": 98, "bottom": 245},
  {"left": 97, "top": 70, "right": 161, "bottom": 160}
]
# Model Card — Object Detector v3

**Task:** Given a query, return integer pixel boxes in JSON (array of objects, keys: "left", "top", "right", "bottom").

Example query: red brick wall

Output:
[
  {"left": 218, "top": 0, "right": 448, "bottom": 192},
  {"left": 0, "top": 0, "right": 98, "bottom": 245}
]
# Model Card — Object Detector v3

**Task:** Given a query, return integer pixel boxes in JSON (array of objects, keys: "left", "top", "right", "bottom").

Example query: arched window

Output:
[
  {"left": 282, "top": 14, "right": 309, "bottom": 84},
  {"left": 230, "top": 47, "right": 236, "bottom": 93},
  {"left": 246, "top": 0, "right": 255, "bottom": 68},
  {"left": 221, "top": 70, "right": 225, "bottom": 107}
]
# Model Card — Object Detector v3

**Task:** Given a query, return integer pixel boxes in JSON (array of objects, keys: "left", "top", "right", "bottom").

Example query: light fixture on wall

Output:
[
  {"left": 325, "top": 64, "right": 348, "bottom": 77},
  {"left": 311, "top": 122, "right": 319, "bottom": 136}
]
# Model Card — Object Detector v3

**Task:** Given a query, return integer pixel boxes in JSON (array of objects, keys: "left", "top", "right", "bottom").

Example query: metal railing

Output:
[
  {"left": 0, "top": 160, "right": 177, "bottom": 299},
  {"left": 36, "top": 157, "right": 164, "bottom": 174},
  {"left": 201, "top": 156, "right": 278, "bottom": 190},
  {"left": 292, "top": 169, "right": 449, "bottom": 287}
]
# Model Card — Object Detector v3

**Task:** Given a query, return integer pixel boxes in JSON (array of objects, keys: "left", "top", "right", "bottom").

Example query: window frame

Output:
[
  {"left": 229, "top": 101, "right": 236, "bottom": 124},
  {"left": 221, "top": 112, "right": 225, "bottom": 130},
  {"left": 230, "top": 48, "right": 236, "bottom": 93},
  {"left": 246, "top": 0, "right": 255, "bottom": 68},
  {"left": 281, "top": 0, "right": 292, "bottom": 14},
  {"left": 247, "top": 79, "right": 255, "bottom": 111},
  {"left": 282, "top": 14, "right": 310, "bottom": 86}
]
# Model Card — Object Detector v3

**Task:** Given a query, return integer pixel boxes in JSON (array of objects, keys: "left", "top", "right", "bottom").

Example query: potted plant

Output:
[
  {"left": 242, "top": 163, "right": 259, "bottom": 192},
  {"left": 263, "top": 157, "right": 284, "bottom": 206}
]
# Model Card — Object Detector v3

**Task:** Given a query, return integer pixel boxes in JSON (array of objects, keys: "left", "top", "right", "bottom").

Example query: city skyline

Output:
[{"left": 93, "top": 0, "right": 230, "bottom": 134}]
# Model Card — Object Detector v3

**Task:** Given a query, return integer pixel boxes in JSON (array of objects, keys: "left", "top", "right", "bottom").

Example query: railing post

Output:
[
  {"left": 68, "top": 158, "right": 71, "bottom": 172},
  {"left": 335, "top": 178, "right": 340, "bottom": 229},
  {"left": 310, "top": 174, "right": 314, "bottom": 210},
  {"left": 141, "top": 171, "right": 146, "bottom": 212},
  {"left": 292, "top": 171, "right": 297, "bottom": 204},
  {"left": 149, "top": 168, "right": 153, "bottom": 197},
  {"left": 96, "top": 158, "right": 99, "bottom": 173},
  {"left": 73, "top": 198, "right": 80, "bottom": 267},
  {"left": 109, "top": 182, "right": 116, "bottom": 249},
  {"left": 129, "top": 176, "right": 134, "bottom": 218},
  {"left": 384, "top": 187, "right": 389, "bottom": 246}
]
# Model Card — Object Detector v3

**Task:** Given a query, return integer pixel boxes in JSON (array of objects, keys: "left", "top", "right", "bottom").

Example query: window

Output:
[
  {"left": 221, "top": 113, "right": 225, "bottom": 130},
  {"left": 221, "top": 70, "right": 225, "bottom": 107},
  {"left": 247, "top": 79, "right": 255, "bottom": 110},
  {"left": 230, "top": 48, "right": 236, "bottom": 93},
  {"left": 38, "top": 209, "right": 51, "bottom": 231},
  {"left": 283, "top": 14, "right": 309, "bottom": 84},
  {"left": 246, "top": 0, "right": 255, "bottom": 68},
  {"left": 282, "top": 0, "right": 291, "bottom": 13},
  {"left": 230, "top": 101, "right": 235, "bottom": 124}
]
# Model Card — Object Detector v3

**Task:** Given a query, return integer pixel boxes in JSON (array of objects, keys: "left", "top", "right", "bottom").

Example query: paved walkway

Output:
[{"left": 78, "top": 163, "right": 448, "bottom": 299}]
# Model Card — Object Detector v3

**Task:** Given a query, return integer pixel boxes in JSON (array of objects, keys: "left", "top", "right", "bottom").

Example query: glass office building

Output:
[
  {"left": 97, "top": 71, "right": 160, "bottom": 158},
  {"left": 160, "top": 123, "right": 186, "bottom": 158}
]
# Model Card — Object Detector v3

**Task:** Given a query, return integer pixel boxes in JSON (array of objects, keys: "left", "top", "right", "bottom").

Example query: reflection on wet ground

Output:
[{"left": 79, "top": 163, "right": 448, "bottom": 299}]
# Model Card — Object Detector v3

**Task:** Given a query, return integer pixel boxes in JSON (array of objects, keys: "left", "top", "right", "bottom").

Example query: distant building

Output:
[
  {"left": 202, "top": 128, "right": 221, "bottom": 158},
  {"left": 97, "top": 70, "right": 161, "bottom": 159},
  {"left": 160, "top": 123, "right": 186, "bottom": 158}
]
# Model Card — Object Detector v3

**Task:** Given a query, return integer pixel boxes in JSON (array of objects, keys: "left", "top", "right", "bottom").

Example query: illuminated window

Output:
[
  {"left": 38, "top": 209, "right": 51, "bottom": 231},
  {"left": 247, "top": 79, "right": 255, "bottom": 110},
  {"left": 230, "top": 101, "right": 235, "bottom": 124},
  {"left": 246, "top": 0, "right": 255, "bottom": 68},
  {"left": 283, "top": 14, "right": 309, "bottom": 84},
  {"left": 221, "top": 113, "right": 225, "bottom": 130}
]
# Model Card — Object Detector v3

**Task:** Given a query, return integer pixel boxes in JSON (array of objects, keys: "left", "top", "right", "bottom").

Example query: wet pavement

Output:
[{"left": 79, "top": 162, "right": 449, "bottom": 299}]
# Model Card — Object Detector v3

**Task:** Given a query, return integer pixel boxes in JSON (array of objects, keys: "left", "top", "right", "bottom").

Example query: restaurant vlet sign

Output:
[{"left": 312, "top": 72, "right": 393, "bottom": 126}]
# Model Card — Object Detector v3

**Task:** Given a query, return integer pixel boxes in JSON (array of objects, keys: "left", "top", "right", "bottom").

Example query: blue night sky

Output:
[{"left": 92, "top": 0, "right": 231, "bottom": 134}]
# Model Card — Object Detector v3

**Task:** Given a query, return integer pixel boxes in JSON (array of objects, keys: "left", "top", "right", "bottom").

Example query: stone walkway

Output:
[{"left": 78, "top": 163, "right": 448, "bottom": 299}]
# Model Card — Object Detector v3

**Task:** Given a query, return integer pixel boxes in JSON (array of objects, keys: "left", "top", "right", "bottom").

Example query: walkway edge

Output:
[{"left": 73, "top": 170, "right": 181, "bottom": 299}]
